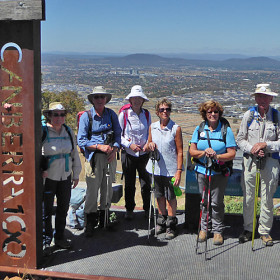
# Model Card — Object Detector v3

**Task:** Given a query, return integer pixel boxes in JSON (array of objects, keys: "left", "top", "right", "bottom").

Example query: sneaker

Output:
[
  {"left": 43, "top": 244, "right": 52, "bottom": 257},
  {"left": 55, "top": 238, "right": 72, "bottom": 249},
  {"left": 125, "top": 210, "right": 134, "bottom": 220},
  {"left": 213, "top": 233, "right": 224, "bottom": 245},
  {"left": 260, "top": 234, "right": 273, "bottom": 246},
  {"left": 197, "top": 230, "right": 207, "bottom": 243},
  {"left": 239, "top": 230, "right": 252, "bottom": 244},
  {"left": 165, "top": 228, "right": 176, "bottom": 240}
]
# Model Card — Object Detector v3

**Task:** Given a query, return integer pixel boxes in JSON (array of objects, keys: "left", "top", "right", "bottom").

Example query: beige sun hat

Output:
[
  {"left": 87, "top": 86, "right": 112, "bottom": 104},
  {"left": 125, "top": 85, "right": 149, "bottom": 101},
  {"left": 43, "top": 102, "right": 67, "bottom": 118},
  {"left": 252, "top": 84, "right": 278, "bottom": 97}
]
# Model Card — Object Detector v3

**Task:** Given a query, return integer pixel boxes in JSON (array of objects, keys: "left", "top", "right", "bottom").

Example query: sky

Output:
[{"left": 41, "top": 0, "right": 280, "bottom": 56}]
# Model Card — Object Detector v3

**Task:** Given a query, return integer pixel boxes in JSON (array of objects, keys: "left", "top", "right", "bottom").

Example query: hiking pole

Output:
[
  {"left": 148, "top": 149, "right": 160, "bottom": 240},
  {"left": 195, "top": 182, "right": 206, "bottom": 254},
  {"left": 252, "top": 157, "right": 261, "bottom": 251},
  {"left": 205, "top": 167, "right": 211, "bottom": 261},
  {"left": 104, "top": 131, "right": 114, "bottom": 229}
]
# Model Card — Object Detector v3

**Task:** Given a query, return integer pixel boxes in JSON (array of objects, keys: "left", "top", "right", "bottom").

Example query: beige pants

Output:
[
  {"left": 84, "top": 153, "right": 113, "bottom": 213},
  {"left": 242, "top": 156, "right": 279, "bottom": 235}
]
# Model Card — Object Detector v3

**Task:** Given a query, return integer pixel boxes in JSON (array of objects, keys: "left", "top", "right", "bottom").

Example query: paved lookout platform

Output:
[{"left": 37, "top": 207, "right": 280, "bottom": 280}]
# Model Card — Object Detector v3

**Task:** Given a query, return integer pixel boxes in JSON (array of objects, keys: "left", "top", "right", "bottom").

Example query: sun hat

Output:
[
  {"left": 87, "top": 86, "right": 112, "bottom": 104},
  {"left": 43, "top": 102, "right": 67, "bottom": 118},
  {"left": 125, "top": 85, "right": 149, "bottom": 101},
  {"left": 252, "top": 84, "right": 278, "bottom": 97}
]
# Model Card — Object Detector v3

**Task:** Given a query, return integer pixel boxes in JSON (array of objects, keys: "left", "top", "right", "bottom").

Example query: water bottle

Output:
[{"left": 171, "top": 177, "right": 182, "bottom": 196}]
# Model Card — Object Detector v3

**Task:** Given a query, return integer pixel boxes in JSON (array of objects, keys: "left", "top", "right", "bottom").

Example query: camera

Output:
[{"left": 104, "top": 130, "right": 114, "bottom": 146}]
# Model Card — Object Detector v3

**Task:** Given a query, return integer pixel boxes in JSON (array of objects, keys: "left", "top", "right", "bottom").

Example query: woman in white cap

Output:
[
  {"left": 42, "top": 102, "right": 81, "bottom": 255},
  {"left": 237, "top": 84, "right": 280, "bottom": 246},
  {"left": 118, "top": 85, "right": 151, "bottom": 220}
]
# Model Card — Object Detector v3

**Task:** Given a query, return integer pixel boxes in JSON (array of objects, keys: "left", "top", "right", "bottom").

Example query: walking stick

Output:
[
  {"left": 252, "top": 157, "right": 261, "bottom": 251},
  {"left": 205, "top": 169, "right": 211, "bottom": 261},
  {"left": 148, "top": 149, "right": 160, "bottom": 240},
  {"left": 196, "top": 183, "right": 206, "bottom": 254},
  {"left": 196, "top": 157, "right": 212, "bottom": 261},
  {"left": 104, "top": 131, "right": 114, "bottom": 229}
]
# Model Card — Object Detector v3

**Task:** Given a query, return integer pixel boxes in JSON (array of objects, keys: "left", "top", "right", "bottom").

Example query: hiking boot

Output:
[
  {"left": 260, "top": 234, "right": 273, "bottom": 246},
  {"left": 55, "top": 238, "right": 72, "bottom": 249},
  {"left": 85, "top": 213, "right": 98, "bottom": 237},
  {"left": 156, "top": 224, "right": 166, "bottom": 235},
  {"left": 166, "top": 227, "right": 176, "bottom": 240},
  {"left": 125, "top": 210, "right": 134, "bottom": 220},
  {"left": 239, "top": 230, "right": 252, "bottom": 244},
  {"left": 213, "top": 233, "right": 224, "bottom": 246},
  {"left": 197, "top": 230, "right": 207, "bottom": 243},
  {"left": 165, "top": 216, "right": 177, "bottom": 240},
  {"left": 156, "top": 214, "right": 167, "bottom": 234},
  {"left": 43, "top": 244, "right": 52, "bottom": 257}
]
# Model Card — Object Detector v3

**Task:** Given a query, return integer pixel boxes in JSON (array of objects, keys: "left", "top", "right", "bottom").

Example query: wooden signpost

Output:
[{"left": 0, "top": 0, "right": 45, "bottom": 269}]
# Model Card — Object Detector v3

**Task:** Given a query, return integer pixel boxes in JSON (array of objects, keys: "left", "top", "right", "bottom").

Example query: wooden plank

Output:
[
  {"left": 0, "top": 266, "right": 131, "bottom": 280},
  {"left": 0, "top": 0, "right": 45, "bottom": 21}
]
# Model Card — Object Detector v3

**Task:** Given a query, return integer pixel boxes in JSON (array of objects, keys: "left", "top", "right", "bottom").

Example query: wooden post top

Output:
[{"left": 0, "top": 0, "right": 45, "bottom": 21}]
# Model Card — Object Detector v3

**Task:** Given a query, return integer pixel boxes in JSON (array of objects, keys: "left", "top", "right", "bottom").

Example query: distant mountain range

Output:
[{"left": 42, "top": 53, "right": 280, "bottom": 71}]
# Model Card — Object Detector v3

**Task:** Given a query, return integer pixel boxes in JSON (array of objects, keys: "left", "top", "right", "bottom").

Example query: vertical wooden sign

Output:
[{"left": 0, "top": 1, "right": 45, "bottom": 269}]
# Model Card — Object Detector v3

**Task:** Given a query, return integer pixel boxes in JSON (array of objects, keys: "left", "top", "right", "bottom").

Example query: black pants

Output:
[
  {"left": 43, "top": 175, "right": 71, "bottom": 245},
  {"left": 122, "top": 152, "right": 151, "bottom": 211}
]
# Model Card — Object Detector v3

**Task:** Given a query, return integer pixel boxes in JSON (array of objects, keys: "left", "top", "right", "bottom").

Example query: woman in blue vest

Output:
[
  {"left": 146, "top": 98, "right": 183, "bottom": 239},
  {"left": 42, "top": 102, "right": 81, "bottom": 256},
  {"left": 189, "top": 100, "right": 236, "bottom": 245}
]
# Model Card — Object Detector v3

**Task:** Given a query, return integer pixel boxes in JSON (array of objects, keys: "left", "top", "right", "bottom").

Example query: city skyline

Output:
[{"left": 42, "top": 0, "right": 280, "bottom": 57}]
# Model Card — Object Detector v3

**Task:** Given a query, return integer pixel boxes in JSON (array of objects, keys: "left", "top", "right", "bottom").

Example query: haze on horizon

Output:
[{"left": 42, "top": 0, "right": 280, "bottom": 57}]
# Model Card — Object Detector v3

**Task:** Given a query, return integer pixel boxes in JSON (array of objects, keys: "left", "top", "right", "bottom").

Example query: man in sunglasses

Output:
[{"left": 77, "top": 86, "right": 121, "bottom": 237}]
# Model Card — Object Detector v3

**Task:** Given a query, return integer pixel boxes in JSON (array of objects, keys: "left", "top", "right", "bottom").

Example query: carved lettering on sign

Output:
[{"left": 0, "top": 42, "right": 35, "bottom": 267}]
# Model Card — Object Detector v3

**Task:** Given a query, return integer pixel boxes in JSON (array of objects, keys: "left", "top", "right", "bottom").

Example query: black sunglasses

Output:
[
  {"left": 207, "top": 110, "right": 219, "bottom": 114},
  {"left": 53, "top": 113, "right": 66, "bottom": 117},
  {"left": 159, "top": 108, "right": 171, "bottom": 113},
  {"left": 93, "top": 95, "right": 106, "bottom": 99}
]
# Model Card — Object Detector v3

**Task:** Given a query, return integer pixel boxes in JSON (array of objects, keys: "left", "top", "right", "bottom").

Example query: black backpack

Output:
[{"left": 197, "top": 117, "right": 233, "bottom": 175}]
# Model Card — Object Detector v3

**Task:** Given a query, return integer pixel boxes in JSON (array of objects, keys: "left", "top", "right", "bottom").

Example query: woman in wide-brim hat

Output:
[
  {"left": 42, "top": 102, "right": 81, "bottom": 256},
  {"left": 118, "top": 85, "right": 151, "bottom": 220}
]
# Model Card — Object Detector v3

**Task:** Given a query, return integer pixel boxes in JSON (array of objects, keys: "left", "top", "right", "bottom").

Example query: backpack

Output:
[
  {"left": 247, "top": 106, "right": 280, "bottom": 159},
  {"left": 247, "top": 106, "right": 279, "bottom": 128},
  {"left": 196, "top": 117, "right": 233, "bottom": 175},
  {"left": 119, "top": 104, "right": 150, "bottom": 136},
  {"left": 41, "top": 124, "right": 74, "bottom": 171},
  {"left": 67, "top": 187, "right": 86, "bottom": 230},
  {"left": 77, "top": 110, "right": 93, "bottom": 140},
  {"left": 42, "top": 124, "right": 74, "bottom": 151}
]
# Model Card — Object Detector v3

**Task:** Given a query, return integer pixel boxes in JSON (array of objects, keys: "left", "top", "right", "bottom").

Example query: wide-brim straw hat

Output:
[
  {"left": 43, "top": 102, "right": 67, "bottom": 118},
  {"left": 125, "top": 85, "right": 149, "bottom": 101},
  {"left": 88, "top": 86, "right": 112, "bottom": 104},
  {"left": 251, "top": 83, "right": 278, "bottom": 97}
]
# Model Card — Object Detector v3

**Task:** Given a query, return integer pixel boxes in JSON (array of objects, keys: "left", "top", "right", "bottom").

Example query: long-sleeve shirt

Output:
[
  {"left": 237, "top": 106, "right": 280, "bottom": 154},
  {"left": 118, "top": 107, "right": 151, "bottom": 157},
  {"left": 77, "top": 106, "right": 121, "bottom": 161},
  {"left": 42, "top": 124, "right": 82, "bottom": 181}
]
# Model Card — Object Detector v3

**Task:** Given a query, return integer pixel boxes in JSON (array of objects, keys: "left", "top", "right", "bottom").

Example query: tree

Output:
[{"left": 42, "top": 90, "right": 86, "bottom": 131}]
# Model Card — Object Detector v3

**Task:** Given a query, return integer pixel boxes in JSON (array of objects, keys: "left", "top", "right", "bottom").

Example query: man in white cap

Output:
[
  {"left": 119, "top": 85, "right": 151, "bottom": 220},
  {"left": 237, "top": 84, "right": 280, "bottom": 246},
  {"left": 77, "top": 86, "right": 121, "bottom": 237}
]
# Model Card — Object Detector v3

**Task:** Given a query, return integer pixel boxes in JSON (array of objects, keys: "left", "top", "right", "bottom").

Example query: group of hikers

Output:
[{"left": 40, "top": 83, "right": 280, "bottom": 257}]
